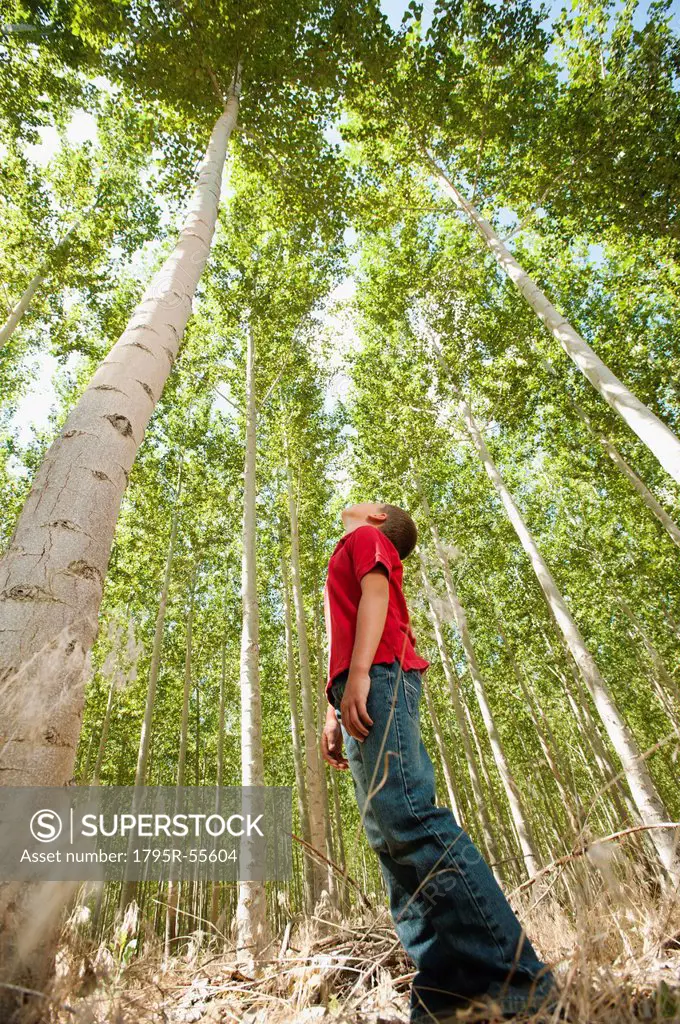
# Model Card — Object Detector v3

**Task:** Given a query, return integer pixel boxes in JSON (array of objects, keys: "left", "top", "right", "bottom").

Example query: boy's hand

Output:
[
  {"left": 321, "top": 710, "right": 349, "bottom": 770},
  {"left": 340, "top": 669, "right": 374, "bottom": 742}
]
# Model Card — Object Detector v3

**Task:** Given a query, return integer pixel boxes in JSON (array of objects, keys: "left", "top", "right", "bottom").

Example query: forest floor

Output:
[{"left": 48, "top": 867, "right": 680, "bottom": 1024}]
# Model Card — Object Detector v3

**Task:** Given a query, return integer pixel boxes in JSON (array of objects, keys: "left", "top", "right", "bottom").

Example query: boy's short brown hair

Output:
[{"left": 378, "top": 504, "right": 418, "bottom": 560}]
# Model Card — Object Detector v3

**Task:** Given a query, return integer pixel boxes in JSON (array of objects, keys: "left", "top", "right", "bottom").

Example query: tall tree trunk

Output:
[
  {"left": 534, "top": 347, "right": 680, "bottom": 549},
  {"left": 87, "top": 601, "right": 133, "bottom": 786},
  {"left": 279, "top": 539, "right": 315, "bottom": 912},
  {"left": 428, "top": 157, "right": 680, "bottom": 485},
  {"left": 165, "top": 566, "right": 198, "bottom": 952},
  {"left": 541, "top": 492, "right": 668, "bottom": 855},
  {"left": 0, "top": 268, "right": 47, "bottom": 350},
  {"left": 211, "top": 641, "right": 227, "bottom": 932},
  {"left": 445, "top": 373, "right": 678, "bottom": 877},
  {"left": 417, "top": 542, "right": 540, "bottom": 877},
  {"left": 235, "top": 325, "right": 268, "bottom": 972},
  {"left": 557, "top": 657, "right": 656, "bottom": 865},
  {"left": 417, "top": 559, "right": 504, "bottom": 881},
  {"left": 0, "top": 210, "right": 88, "bottom": 351},
  {"left": 195, "top": 671, "right": 201, "bottom": 786},
  {"left": 91, "top": 671, "right": 117, "bottom": 785},
  {"left": 310, "top": 563, "right": 339, "bottom": 906},
  {"left": 0, "top": 92, "right": 237, "bottom": 1003},
  {"left": 217, "top": 640, "right": 227, "bottom": 787},
  {"left": 284, "top": 451, "right": 330, "bottom": 903},
  {"left": 313, "top": 531, "right": 350, "bottom": 911}
]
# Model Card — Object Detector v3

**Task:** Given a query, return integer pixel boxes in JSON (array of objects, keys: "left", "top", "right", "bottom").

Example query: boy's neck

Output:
[{"left": 342, "top": 520, "right": 380, "bottom": 538}]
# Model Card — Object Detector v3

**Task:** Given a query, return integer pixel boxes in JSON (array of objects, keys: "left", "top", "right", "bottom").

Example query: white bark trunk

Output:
[
  {"left": 217, "top": 639, "right": 227, "bottom": 789},
  {"left": 0, "top": 94, "right": 239, "bottom": 995},
  {"left": 449, "top": 381, "right": 678, "bottom": 877},
  {"left": 91, "top": 670, "right": 117, "bottom": 784},
  {"left": 285, "top": 453, "right": 330, "bottom": 904},
  {"left": 235, "top": 324, "right": 268, "bottom": 972},
  {"left": 280, "top": 540, "right": 314, "bottom": 912},
  {"left": 164, "top": 568, "right": 196, "bottom": 954},
  {"left": 0, "top": 213, "right": 84, "bottom": 351},
  {"left": 309, "top": 564, "right": 339, "bottom": 905},
  {"left": 462, "top": 699, "right": 521, "bottom": 884},
  {"left": 177, "top": 569, "right": 197, "bottom": 790},
  {"left": 0, "top": 269, "right": 47, "bottom": 349},
  {"left": 0, "top": 96, "right": 238, "bottom": 793},
  {"left": 430, "top": 158, "right": 680, "bottom": 485},
  {"left": 211, "top": 641, "right": 227, "bottom": 931},
  {"left": 329, "top": 769, "right": 350, "bottom": 912}
]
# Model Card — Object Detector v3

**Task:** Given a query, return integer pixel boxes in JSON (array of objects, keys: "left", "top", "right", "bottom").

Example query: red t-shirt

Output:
[{"left": 323, "top": 524, "right": 430, "bottom": 704}]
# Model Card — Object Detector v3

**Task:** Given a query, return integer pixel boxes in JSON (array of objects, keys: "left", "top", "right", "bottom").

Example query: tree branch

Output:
[
  {"left": 207, "top": 65, "right": 226, "bottom": 106},
  {"left": 214, "top": 387, "right": 243, "bottom": 416}
]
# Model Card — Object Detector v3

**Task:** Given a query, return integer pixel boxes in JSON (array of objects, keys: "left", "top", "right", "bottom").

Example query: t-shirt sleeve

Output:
[{"left": 348, "top": 526, "right": 394, "bottom": 584}]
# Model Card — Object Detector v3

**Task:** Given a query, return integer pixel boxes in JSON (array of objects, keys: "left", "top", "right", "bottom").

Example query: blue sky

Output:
[
  {"left": 381, "top": 0, "right": 435, "bottom": 32},
  {"left": 380, "top": 0, "right": 680, "bottom": 35},
  {"left": 380, "top": 0, "right": 408, "bottom": 26}
]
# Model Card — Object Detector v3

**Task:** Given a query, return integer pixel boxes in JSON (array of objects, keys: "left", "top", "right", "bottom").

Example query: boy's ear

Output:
[{"left": 368, "top": 511, "right": 388, "bottom": 524}]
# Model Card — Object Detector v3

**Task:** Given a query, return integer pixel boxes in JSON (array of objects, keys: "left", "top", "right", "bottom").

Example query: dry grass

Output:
[{"left": 38, "top": 848, "right": 680, "bottom": 1024}]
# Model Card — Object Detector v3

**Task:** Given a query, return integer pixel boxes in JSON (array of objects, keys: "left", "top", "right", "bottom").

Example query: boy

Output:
[{"left": 321, "top": 502, "right": 556, "bottom": 1023}]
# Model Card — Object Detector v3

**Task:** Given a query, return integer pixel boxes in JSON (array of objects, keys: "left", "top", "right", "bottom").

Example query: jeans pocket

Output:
[{"left": 402, "top": 670, "right": 421, "bottom": 717}]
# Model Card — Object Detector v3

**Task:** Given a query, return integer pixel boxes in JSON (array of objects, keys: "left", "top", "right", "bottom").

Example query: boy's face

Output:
[{"left": 341, "top": 502, "right": 387, "bottom": 534}]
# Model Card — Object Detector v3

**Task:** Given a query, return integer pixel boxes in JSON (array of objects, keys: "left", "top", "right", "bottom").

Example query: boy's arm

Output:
[{"left": 342, "top": 565, "right": 389, "bottom": 742}]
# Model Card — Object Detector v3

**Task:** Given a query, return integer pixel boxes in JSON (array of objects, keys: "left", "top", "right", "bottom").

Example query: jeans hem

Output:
[
  {"left": 409, "top": 983, "right": 558, "bottom": 1023},
  {"left": 457, "top": 979, "right": 557, "bottom": 1019}
]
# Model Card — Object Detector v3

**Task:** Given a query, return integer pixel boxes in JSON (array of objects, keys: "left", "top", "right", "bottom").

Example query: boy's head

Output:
[{"left": 341, "top": 501, "right": 418, "bottom": 560}]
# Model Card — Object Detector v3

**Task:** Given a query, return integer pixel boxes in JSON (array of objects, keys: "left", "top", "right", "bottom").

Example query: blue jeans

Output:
[{"left": 329, "top": 660, "right": 556, "bottom": 1022}]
